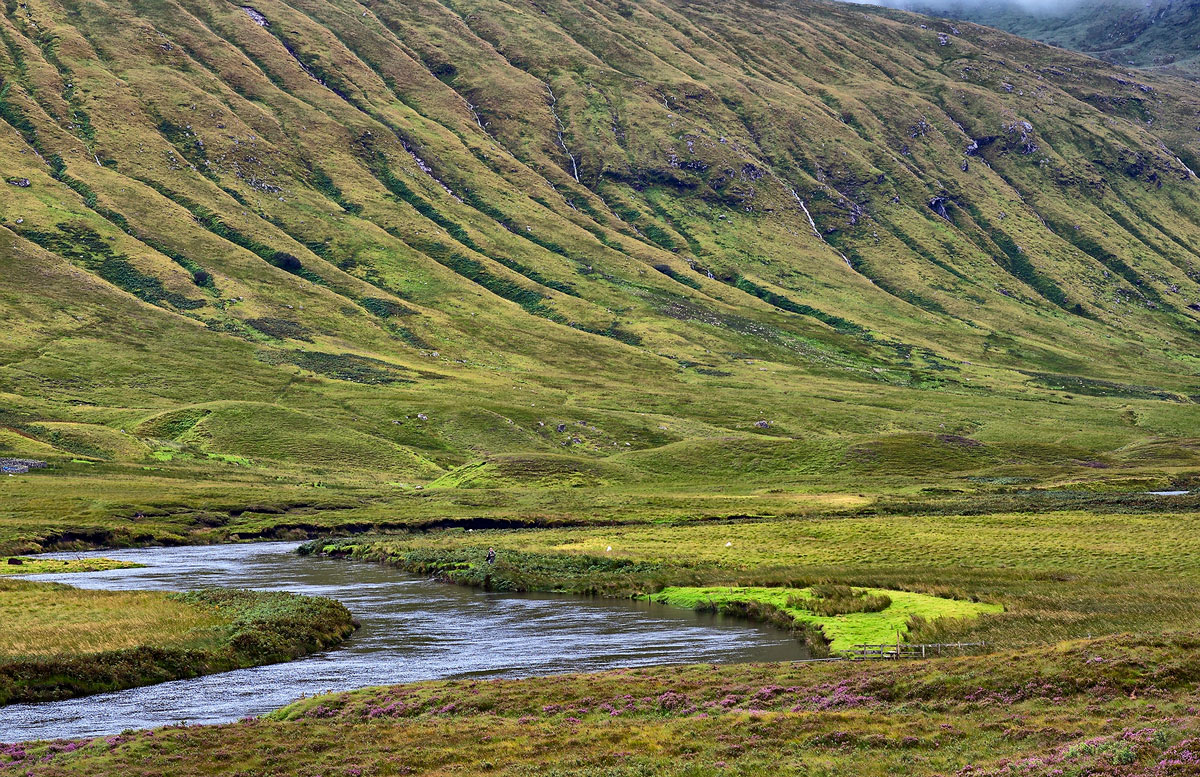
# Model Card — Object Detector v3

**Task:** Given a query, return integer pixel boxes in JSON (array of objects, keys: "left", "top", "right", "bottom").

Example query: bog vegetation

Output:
[{"left": 0, "top": 582, "right": 356, "bottom": 705}]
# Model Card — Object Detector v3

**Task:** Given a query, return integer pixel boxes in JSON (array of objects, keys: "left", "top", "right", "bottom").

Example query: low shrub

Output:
[{"left": 796, "top": 585, "right": 892, "bottom": 616}]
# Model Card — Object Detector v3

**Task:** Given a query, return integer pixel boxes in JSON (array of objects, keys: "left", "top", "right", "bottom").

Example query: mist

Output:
[{"left": 854, "top": 0, "right": 1144, "bottom": 18}]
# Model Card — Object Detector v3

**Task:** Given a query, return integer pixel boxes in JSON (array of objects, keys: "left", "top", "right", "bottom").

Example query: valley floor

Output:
[
  {"left": 6, "top": 488, "right": 1200, "bottom": 773},
  {"left": 8, "top": 631, "right": 1200, "bottom": 776}
]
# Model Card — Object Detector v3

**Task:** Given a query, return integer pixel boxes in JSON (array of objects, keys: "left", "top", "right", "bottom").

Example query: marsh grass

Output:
[
  {"left": 310, "top": 505, "right": 1200, "bottom": 649},
  {"left": 799, "top": 585, "right": 892, "bottom": 616},
  {"left": 0, "top": 580, "right": 224, "bottom": 658},
  {"left": 0, "top": 582, "right": 356, "bottom": 704}
]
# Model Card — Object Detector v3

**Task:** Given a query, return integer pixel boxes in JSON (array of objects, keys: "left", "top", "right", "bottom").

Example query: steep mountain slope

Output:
[
  {"left": 889, "top": 0, "right": 1200, "bottom": 76},
  {"left": 4, "top": 0, "right": 1200, "bottom": 538}
]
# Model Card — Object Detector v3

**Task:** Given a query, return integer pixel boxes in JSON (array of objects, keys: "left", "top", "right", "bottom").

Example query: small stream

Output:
[{"left": 0, "top": 542, "right": 807, "bottom": 741}]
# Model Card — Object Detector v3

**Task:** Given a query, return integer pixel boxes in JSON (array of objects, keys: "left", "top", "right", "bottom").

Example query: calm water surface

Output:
[{"left": 1, "top": 542, "right": 806, "bottom": 741}]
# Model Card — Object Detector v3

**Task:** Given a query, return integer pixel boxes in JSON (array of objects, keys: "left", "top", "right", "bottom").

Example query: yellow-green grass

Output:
[
  {"left": 0, "top": 580, "right": 224, "bottom": 658},
  {"left": 0, "top": 558, "right": 142, "bottom": 576},
  {"left": 354, "top": 508, "right": 1200, "bottom": 577},
  {"left": 646, "top": 586, "right": 1002, "bottom": 652},
  {"left": 0, "top": 581, "right": 357, "bottom": 704},
  {"left": 4, "top": 0, "right": 1200, "bottom": 767}
]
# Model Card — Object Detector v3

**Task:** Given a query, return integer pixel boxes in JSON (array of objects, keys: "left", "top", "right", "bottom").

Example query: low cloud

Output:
[{"left": 858, "top": 0, "right": 1140, "bottom": 18}]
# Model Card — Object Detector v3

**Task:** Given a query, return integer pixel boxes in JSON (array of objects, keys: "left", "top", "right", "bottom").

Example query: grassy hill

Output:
[{"left": 4, "top": 0, "right": 1200, "bottom": 546}]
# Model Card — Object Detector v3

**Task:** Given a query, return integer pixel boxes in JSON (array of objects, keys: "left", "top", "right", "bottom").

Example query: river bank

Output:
[
  {"left": 0, "top": 579, "right": 356, "bottom": 706},
  {"left": 299, "top": 537, "right": 1004, "bottom": 655},
  {"left": 6, "top": 629, "right": 1199, "bottom": 776},
  {"left": 1, "top": 543, "right": 805, "bottom": 741}
]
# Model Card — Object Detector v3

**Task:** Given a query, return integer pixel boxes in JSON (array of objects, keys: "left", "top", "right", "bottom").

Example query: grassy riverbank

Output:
[
  {"left": 0, "top": 581, "right": 356, "bottom": 705},
  {"left": 301, "top": 503, "right": 1200, "bottom": 651},
  {"left": 8, "top": 631, "right": 1200, "bottom": 776},
  {"left": 0, "top": 558, "right": 141, "bottom": 575}
]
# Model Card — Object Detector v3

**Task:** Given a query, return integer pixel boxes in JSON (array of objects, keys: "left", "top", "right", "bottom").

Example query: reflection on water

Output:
[{"left": 1, "top": 542, "right": 806, "bottom": 741}]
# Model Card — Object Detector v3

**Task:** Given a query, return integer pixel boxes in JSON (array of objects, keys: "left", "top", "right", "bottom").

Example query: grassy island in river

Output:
[{"left": 0, "top": 580, "right": 356, "bottom": 705}]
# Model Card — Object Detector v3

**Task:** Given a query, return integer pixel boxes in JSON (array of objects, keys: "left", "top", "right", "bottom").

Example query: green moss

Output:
[{"left": 646, "top": 585, "right": 1001, "bottom": 652}]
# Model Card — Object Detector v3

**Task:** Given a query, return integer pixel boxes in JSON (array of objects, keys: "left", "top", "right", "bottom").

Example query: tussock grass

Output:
[
  {"left": 0, "top": 558, "right": 141, "bottom": 576},
  {"left": 0, "top": 582, "right": 357, "bottom": 704},
  {"left": 0, "top": 580, "right": 222, "bottom": 658},
  {"left": 803, "top": 584, "right": 892, "bottom": 616}
]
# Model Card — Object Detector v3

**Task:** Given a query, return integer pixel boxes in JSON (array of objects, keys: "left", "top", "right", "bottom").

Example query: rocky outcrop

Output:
[{"left": 0, "top": 459, "right": 48, "bottom": 475}]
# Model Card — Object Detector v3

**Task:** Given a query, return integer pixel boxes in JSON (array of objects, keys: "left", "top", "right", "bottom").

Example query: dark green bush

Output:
[{"left": 269, "top": 251, "right": 304, "bottom": 274}]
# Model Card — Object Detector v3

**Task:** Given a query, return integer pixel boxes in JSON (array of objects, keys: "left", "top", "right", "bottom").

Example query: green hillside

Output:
[{"left": 4, "top": 0, "right": 1200, "bottom": 548}]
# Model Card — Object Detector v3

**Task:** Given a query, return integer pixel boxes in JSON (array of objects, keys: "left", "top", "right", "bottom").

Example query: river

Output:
[{"left": 0, "top": 542, "right": 807, "bottom": 741}]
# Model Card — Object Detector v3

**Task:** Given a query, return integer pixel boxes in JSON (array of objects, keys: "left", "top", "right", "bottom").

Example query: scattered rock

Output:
[
  {"left": 6, "top": 178, "right": 30, "bottom": 188},
  {"left": 928, "top": 196, "right": 951, "bottom": 220},
  {"left": 741, "top": 163, "right": 765, "bottom": 181},
  {"left": 1003, "top": 120, "right": 1038, "bottom": 155},
  {"left": 754, "top": 420, "right": 771, "bottom": 429},
  {"left": 556, "top": 423, "right": 567, "bottom": 433},
  {"left": 416, "top": 413, "right": 428, "bottom": 421},
  {"left": 0, "top": 458, "right": 47, "bottom": 474}
]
